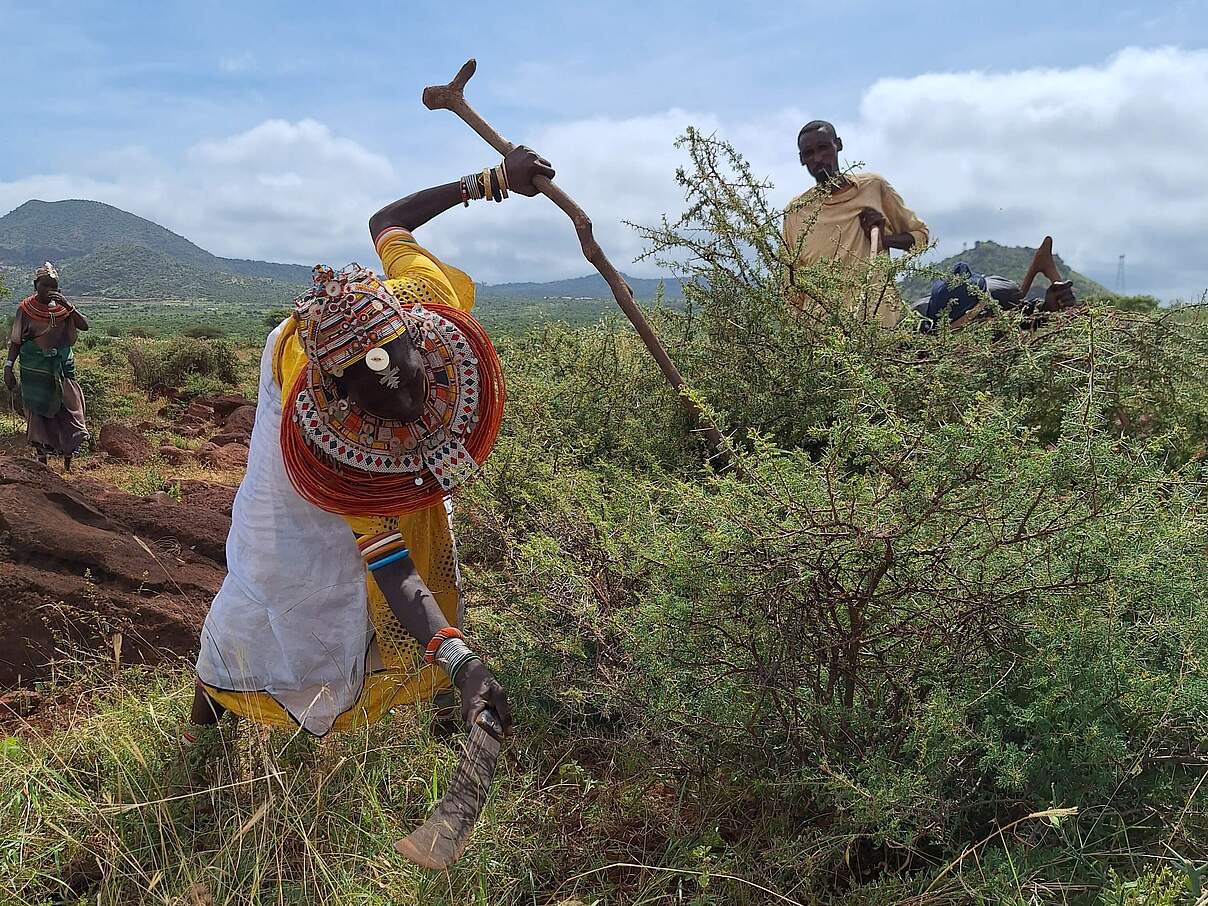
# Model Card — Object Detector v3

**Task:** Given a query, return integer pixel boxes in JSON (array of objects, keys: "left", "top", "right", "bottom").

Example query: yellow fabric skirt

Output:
[{"left": 202, "top": 504, "right": 461, "bottom": 731}]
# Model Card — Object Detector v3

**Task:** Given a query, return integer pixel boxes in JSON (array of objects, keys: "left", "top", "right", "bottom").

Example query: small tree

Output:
[
  {"left": 263, "top": 307, "right": 294, "bottom": 329},
  {"left": 184, "top": 325, "right": 227, "bottom": 340}
]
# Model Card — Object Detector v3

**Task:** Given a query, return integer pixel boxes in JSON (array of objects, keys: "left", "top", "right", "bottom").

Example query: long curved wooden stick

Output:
[{"left": 423, "top": 59, "right": 726, "bottom": 456}]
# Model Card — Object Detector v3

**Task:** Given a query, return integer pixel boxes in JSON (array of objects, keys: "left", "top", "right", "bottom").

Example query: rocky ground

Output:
[
  {"left": 0, "top": 394, "right": 253, "bottom": 720},
  {"left": 96, "top": 391, "right": 256, "bottom": 471}
]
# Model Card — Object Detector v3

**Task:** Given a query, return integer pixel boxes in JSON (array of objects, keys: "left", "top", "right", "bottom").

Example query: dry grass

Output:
[{"left": 69, "top": 456, "right": 245, "bottom": 496}]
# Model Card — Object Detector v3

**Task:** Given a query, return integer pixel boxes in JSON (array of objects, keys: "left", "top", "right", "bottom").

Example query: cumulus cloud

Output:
[
  {"left": 1, "top": 46, "right": 1205, "bottom": 299},
  {"left": 0, "top": 119, "right": 397, "bottom": 268},
  {"left": 842, "top": 46, "right": 1208, "bottom": 300}
]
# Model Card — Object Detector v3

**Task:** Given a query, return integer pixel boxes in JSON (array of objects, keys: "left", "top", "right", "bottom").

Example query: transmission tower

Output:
[{"left": 1116, "top": 254, "right": 1126, "bottom": 294}]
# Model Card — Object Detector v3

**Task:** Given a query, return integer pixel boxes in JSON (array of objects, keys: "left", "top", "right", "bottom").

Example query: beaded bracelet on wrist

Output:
[
  {"left": 425, "top": 626, "right": 464, "bottom": 663},
  {"left": 461, "top": 164, "right": 509, "bottom": 205},
  {"left": 434, "top": 637, "right": 480, "bottom": 683},
  {"left": 363, "top": 539, "right": 406, "bottom": 560},
  {"left": 367, "top": 548, "right": 409, "bottom": 572},
  {"left": 359, "top": 531, "right": 403, "bottom": 560}
]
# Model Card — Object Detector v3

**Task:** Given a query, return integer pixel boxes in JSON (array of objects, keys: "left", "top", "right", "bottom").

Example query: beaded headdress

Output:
[
  {"left": 294, "top": 263, "right": 417, "bottom": 377},
  {"left": 282, "top": 262, "right": 505, "bottom": 516},
  {"left": 32, "top": 261, "right": 60, "bottom": 284}
]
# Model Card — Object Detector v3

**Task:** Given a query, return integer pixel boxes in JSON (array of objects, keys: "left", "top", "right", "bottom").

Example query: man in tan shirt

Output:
[{"left": 783, "top": 120, "right": 929, "bottom": 326}]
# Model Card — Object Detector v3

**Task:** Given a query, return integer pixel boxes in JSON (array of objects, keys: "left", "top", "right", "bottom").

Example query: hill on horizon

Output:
[
  {"left": 0, "top": 199, "right": 313, "bottom": 305},
  {"left": 0, "top": 199, "right": 314, "bottom": 282}
]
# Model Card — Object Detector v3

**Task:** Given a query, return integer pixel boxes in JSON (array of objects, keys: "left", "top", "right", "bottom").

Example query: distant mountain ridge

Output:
[
  {"left": 0, "top": 199, "right": 313, "bottom": 306},
  {"left": 0, "top": 199, "right": 313, "bottom": 283},
  {"left": 0, "top": 199, "right": 680, "bottom": 305},
  {"left": 480, "top": 273, "right": 683, "bottom": 301}
]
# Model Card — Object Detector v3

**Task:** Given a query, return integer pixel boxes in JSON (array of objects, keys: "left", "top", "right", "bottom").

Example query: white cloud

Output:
[
  {"left": 2, "top": 46, "right": 1206, "bottom": 299},
  {"left": 839, "top": 46, "right": 1208, "bottom": 299},
  {"left": 0, "top": 119, "right": 397, "bottom": 270}
]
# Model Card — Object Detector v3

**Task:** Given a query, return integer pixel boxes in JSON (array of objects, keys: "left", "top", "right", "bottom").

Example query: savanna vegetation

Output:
[{"left": 2, "top": 133, "right": 1208, "bottom": 904}]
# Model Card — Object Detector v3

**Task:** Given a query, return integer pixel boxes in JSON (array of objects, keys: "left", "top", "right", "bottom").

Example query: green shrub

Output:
[
  {"left": 72, "top": 361, "right": 113, "bottom": 423},
  {"left": 263, "top": 307, "right": 294, "bottom": 329},
  {"left": 183, "top": 324, "right": 227, "bottom": 340},
  {"left": 75, "top": 331, "right": 105, "bottom": 350},
  {"left": 466, "top": 130, "right": 1208, "bottom": 894},
  {"left": 123, "top": 335, "right": 239, "bottom": 393},
  {"left": 1100, "top": 866, "right": 1189, "bottom": 905}
]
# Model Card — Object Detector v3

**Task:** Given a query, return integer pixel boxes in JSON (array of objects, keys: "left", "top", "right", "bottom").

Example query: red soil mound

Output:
[{"left": 0, "top": 455, "right": 230, "bottom": 687}]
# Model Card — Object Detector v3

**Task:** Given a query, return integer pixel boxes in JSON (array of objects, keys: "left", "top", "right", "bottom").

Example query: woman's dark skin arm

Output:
[
  {"left": 374, "top": 557, "right": 512, "bottom": 733},
  {"left": 188, "top": 555, "right": 511, "bottom": 733},
  {"left": 4, "top": 341, "right": 20, "bottom": 391},
  {"left": 368, "top": 146, "right": 554, "bottom": 238},
  {"left": 334, "top": 147, "right": 553, "bottom": 735}
]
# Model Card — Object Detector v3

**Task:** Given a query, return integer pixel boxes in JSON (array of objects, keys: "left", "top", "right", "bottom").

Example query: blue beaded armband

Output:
[{"left": 367, "top": 548, "right": 410, "bottom": 572}]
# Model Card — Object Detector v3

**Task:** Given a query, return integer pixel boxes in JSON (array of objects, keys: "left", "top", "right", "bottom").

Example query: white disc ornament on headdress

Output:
[{"left": 365, "top": 348, "right": 390, "bottom": 372}]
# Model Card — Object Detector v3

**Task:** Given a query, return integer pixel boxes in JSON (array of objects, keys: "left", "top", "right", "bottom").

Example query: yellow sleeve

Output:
[
  {"left": 343, "top": 514, "right": 401, "bottom": 542},
  {"left": 374, "top": 227, "right": 476, "bottom": 313},
  {"left": 877, "top": 178, "right": 929, "bottom": 250}
]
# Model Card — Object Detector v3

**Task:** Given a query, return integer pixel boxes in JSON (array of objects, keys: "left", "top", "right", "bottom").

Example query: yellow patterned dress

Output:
[{"left": 197, "top": 230, "right": 478, "bottom": 733}]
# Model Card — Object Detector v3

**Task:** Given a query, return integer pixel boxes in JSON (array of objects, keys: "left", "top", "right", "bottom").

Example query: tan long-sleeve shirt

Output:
[{"left": 782, "top": 172, "right": 928, "bottom": 326}]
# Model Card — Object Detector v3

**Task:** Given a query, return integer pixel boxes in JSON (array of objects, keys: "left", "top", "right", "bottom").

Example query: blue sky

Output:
[{"left": 3, "top": 0, "right": 1207, "bottom": 299}]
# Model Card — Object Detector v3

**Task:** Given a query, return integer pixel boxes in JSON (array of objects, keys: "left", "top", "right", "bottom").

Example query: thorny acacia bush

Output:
[{"left": 466, "top": 132, "right": 1208, "bottom": 896}]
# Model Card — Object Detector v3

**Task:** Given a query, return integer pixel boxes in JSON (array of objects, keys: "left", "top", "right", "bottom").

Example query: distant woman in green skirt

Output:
[{"left": 4, "top": 262, "right": 90, "bottom": 470}]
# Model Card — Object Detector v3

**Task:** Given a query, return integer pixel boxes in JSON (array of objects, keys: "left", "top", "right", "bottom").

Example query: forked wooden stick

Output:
[
  {"left": 1018, "top": 235, "right": 1062, "bottom": 297},
  {"left": 423, "top": 59, "right": 726, "bottom": 457}
]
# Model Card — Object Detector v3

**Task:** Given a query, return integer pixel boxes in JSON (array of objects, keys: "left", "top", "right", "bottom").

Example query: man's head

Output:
[
  {"left": 335, "top": 331, "right": 428, "bottom": 423},
  {"left": 798, "top": 120, "right": 842, "bottom": 184}
]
